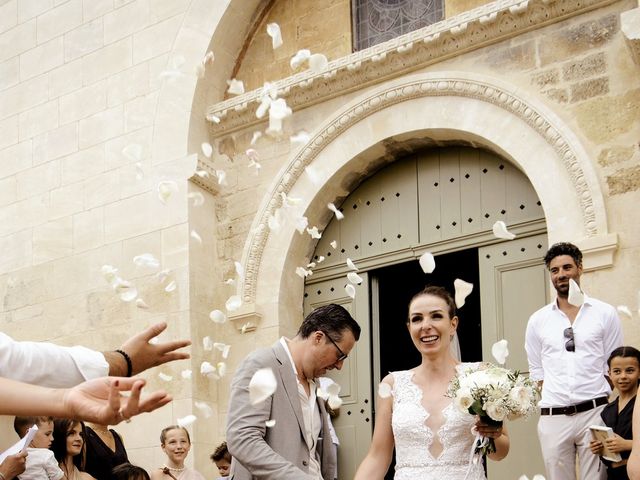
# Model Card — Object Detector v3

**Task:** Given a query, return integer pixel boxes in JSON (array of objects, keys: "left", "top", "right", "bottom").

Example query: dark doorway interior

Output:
[{"left": 371, "top": 247, "right": 481, "bottom": 479}]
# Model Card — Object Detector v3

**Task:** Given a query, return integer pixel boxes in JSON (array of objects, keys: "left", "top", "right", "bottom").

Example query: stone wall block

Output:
[
  {"left": 0, "top": 141, "right": 32, "bottom": 178},
  {"left": 0, "top": 176, "right": 17, "bottom": 207},
  {"left": 79, "top": 105, "right": 124, "bottom": 148},
  {"left": 61, "top": 145, "right": 105, "bottom": 185},
  {"left": 0, "top": 230, "right": 33, "bottom": 274},
  {"left": 83, "top": 0, "right": 113, "bottom": 21},
  {"left": 0, "top": 115, "right": 18, "bottom": 150},
  {"left": 0, "top": 73, "right": 49, "bottom": 121},
  {"left": 0, "top": 58, "right": 19, "bottom": 91},
  {"left": 538, "top": 14, "right": 618, "bottom": 66},
  {"left": 32, "top": 216, "right": 73, "bottom": 264},
  {"left": 73, "top": 207, "right": 104, "bottom": 252},
  {"left": 59, "top": 81, "right": 108, "bottom": 125},
  {"left": 81, "top": 38, "right": 133, "bottom": 86},
  {"left": 19, "top": 36, "right": 64, "bottom": 80},
  {"left": 32, "top": 122, "right": 78, "bottom": 165},
  {"left": 483, "top": 40, "right": 537, "bottom": 71},
  {"left": 149, "top": 0, "right": 190, "bottom": 23},
  {"left": 0, "top": 20, "right": 36, "bottom": 63},
  {"left": 50, "top": 181, "right": 85, "bottom": 219},
  {"left": 0, "top": 1, "right": 18, "bottom": 35},
  {"left": 132, "top": 14, "right": 182, "bottom": 64},
  {"left": 16, "top": 159, "right": 60, "bottom": 199},
  {"left": 105, "top": 127, "right": 152, "bottom": 170},
  {"left": 124, "top": 91, "right": 159, "bottom": 132},
  {"left": 64, "top": 17, "right": 104, "bottom": 62},
  {"left": 18, "top": 99, "right": 59, "bottom": 141},
  {"left": 36, "top": 0, "right": 83, "bottom": 44},
  {"left": 48, "top": 58, "right": 83, "bottom": 99},
  {"left": 570, "top": 77, "right": 609, "bottom": 102},
  {"left": 83, "top": 169, "right": 121, "bottom": 210},
  {"left": 106, "top": 63, "right": 150, "bottom": 107},
  {"left": 607, "top": 165, "right": 640, "bottom": 195},
  {"left": 103, "top": 0, "right": 150, "bottom": 45},
  {"left": 562, "top": 52, "right": 606, "bottom": 81},
  {"left": 18, "top": 0, "right": 52, "bottom": 24},
  {"left": 598, "top": 146, "right": 635, "bottom": 167}
]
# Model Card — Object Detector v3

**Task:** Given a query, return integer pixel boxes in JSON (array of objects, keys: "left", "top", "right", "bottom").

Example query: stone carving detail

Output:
[
  {"left": 206, "top": 0, "right": 616, "bottom": 135},
  {"left": 238, "top": 77, "right": 598, "bottom": 303},
  {"left": 621, "top": 7, "right": 640, "bottom": 66}
]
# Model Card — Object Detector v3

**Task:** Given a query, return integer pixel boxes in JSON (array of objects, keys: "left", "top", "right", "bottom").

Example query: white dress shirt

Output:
[
  {"left": 0, "top": 332, "right": 109, "bottom": 388},
  {"left": 19, "top": 448, "right": 64, "bottom": 480},
  {"left": 525, "top": 294, "right": 623, "bottom": 407}
]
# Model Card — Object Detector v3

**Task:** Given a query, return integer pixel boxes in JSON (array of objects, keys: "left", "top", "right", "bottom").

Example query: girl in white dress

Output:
[
  {"left": 149, "top": 426, "right": 205, "bottom": 480},
  {"left": 355, "top": 286, "right": 510, "bottom": 480}
]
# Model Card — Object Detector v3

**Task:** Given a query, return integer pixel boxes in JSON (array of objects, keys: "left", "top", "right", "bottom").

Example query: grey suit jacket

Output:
[{"left": 226, "top": 341, "right": 337, "bottom": 480}]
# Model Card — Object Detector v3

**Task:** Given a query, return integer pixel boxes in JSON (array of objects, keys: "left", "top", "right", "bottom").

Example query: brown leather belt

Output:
[{"left": 540, "top": 396, "right": 608, "bottom": 416}]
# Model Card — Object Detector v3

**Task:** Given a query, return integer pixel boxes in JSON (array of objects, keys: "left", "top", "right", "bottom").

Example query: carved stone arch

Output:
[{"left": 241, "top": 71, "right": 616, "bottom": 320}]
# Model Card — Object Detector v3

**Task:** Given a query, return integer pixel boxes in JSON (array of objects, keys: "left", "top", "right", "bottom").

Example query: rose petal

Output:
[
  {"left": 217, "top": 362, "right": 227, "bottom": 377},
  {"left": 158, "top": 372, "right": 173, "bottom": 382},
  {"left": 328, "top": 203, "right": 344, "bottom": 220},
  {"left": 157, "top": 180, "right": 178, "bottom": 204},
  {"left": 118, "top": 285, "right": 138, "bottom": 302},
  {"left": 346, "top": 258, "right": 358, "bottom": 271},
  {"left": 617, "top": 305, "right": 632, "bottom": 318},
  {"left": 200, "top": 361, "right": 217, "bottom": 377},
  {"left": 290, "top": 131, "right": 310, "bottom": 145},
  {"left": 225, "top": 295, "right": 242, "bottom": 312},
  {"left": 294, "top": 216, "right": 308, "bottom": 234},
  {"left": 164, "top": 280, "right": 177, "bottom": 293},
  {"left": 295, "top": 266, "right": 313, "bottom": 278},
  {"left": 181, "top": 369, "right": 192, "bottom": 379},
  {"left": 307, "top": 226, "right": 321, "bottom": 239},
  {"left": 454, "top": 278, "right": 474, "bottom": 308},
  {"left": 249, "top": 368, "right": 278, "bottom": 405},
  {"left": 326, "top": 381, "right": 341, "bottom": 397},
  {"left": 568, "top": 279, "right": 584, "bottom": 307},
  {"left": 330, "top": 240, "right": 337, "bottom": 249},
  {"left": 491, "top": 339, "right": 509, "bottom": 365},
  {"left": 101, "top": 265, "right": 118, "bottom": 284},
  {"left": 345, "top": 284, "right": 356, "bottom": 299},
  {"left": 194, "top": 169, "right": 209, "bottom": 178},
  {"left": 290, "top": 49, "right": 311, "bottom": 69},
  {"left": 266, "top": 23, "right": 283, "bottom": 49},
  {"left": 241, "top": 322, "right": 253, "bottom": 334},
  {"left": 317, "top": 256, "right": 325, "bottom": 263},
  {"left": 206, "top": 113, "right": 220, "bottom": 123},
  {"left": 187, "top": 191, "right": 204, "bottom": 206},
  {"left": 250, "top": 131, "right": 262, "bottom": 145},
  {"left": 210, "top": 309, "right": 227, "bottom": 323},
  {"left": 378, "top": 382, "right": 392, "bottom": 398},
  {"left": 419, "top": 252, "right": 436, "bottom": 274},
  {"left": 133, "top": 253, "right": 160, "bottom": 269},
  {"left": 234, "top": 261, "right": 244, "bottom": 279},
  {"left": 135, "top": 162, "right": 144, "bottom": 180},
  {"left": 135, "top": 298, "right": 149, "bottom": 309},
  {"left": 227, "top": 78, "right": 245, "bottom": 95},
  {"left": 122, "top": 143, "right": 142, "bottom": 162},
  {"left": 225, "top": 278, "right": 236, "bottom": 285},
  {"left": 309, "top": 53, "right": 328, "bottom": 73},
  {"left": 265, "top": 419, "right": 276, "bottom": 427},
  {"left": 201, "top": 142, "right": 213, "bottom": 158},
  {"left": 215, "top": 169, "right": 227, "bottom": 185},
  {"left": 256, "top": 97, "right": 271, "bottom": 119},
  {"left": 203, "top": 336, "right": 213, "bottom": 351},
  {"left": 177, "top": 414, "right": 196, "bottom": 428},
  {"left": 190, "top": 230, "right": 202, "bottom": 244},
  {"left": 203, "top": 51, "right": 214, "bottom": 65},
  {"left": 195, "top": 401, "right": 213, "bottom": 418},
  {"left": 347, "top": 272, "right": 363, "bottom": 285},
  {"left": 492, "top": 220, "right": 516, "bottom": 240},
  {"left": 328, "top": 395, "right": 343, "bottom": 410}
]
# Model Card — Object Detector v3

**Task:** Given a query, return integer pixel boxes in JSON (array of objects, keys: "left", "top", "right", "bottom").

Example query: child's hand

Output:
[
  {"left": 590, "top": 439, "right": 604, "bottom": 455},
  {"left": 604, "top": 434, "right": 631, "bottom": 453}
]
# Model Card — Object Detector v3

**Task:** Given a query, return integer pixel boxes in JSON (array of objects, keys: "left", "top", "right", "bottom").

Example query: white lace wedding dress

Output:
[{"left": 391, "top": 368, "right": 486, "bottom": 480}]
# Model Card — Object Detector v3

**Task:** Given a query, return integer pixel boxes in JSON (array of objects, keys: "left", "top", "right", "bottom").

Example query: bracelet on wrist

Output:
[{"left": 114, "top": 349, "right": 133, "bottom": 377}]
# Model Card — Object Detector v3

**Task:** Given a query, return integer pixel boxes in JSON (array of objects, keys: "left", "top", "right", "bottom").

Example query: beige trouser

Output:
[{"left": 537, "top": 404, "right": 606, "bottom": 480}]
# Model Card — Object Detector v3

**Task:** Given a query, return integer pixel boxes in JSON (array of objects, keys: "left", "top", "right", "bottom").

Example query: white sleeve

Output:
[
  {"left": 43, "top": 450, "right": 64, "bottom": 480},
  {"left": 0, "top": 332, "right": 109, "bottom": 388},
  {"left": 525, "top": 315, "right": 544, "bottom": 382}
]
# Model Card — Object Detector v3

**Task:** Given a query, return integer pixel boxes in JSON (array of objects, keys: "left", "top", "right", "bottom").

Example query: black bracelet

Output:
[{"left": 115, "top": 349, "right": 133, "bottom": 377}]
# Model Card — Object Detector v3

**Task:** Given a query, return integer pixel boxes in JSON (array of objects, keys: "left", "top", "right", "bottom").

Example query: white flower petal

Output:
[
  {"left": 326, "top": 381, "right": 341, "bottom": 397},
  {"left": 346, "top": 258, "right": 358, "bottom": 271},
  {"left": 156, "top": 269, "right": 171, "bottom": 283},
  {"left": 135, "top": 162, "right": 144, "bottom": 180},
  {"left": 295, "top": 266, "right": 313, "bottom": 278},
  {"left": 378, "top": 382, "right": 392, "bottom": 398},
  {"left": 190, "top": 230, "right": 202, "bottom": 244},
  {"left": 309, "top": 53, "right": 328, "bottom": 73},
  {"left": 345, "top": 284, "right": 356, "bottom": 299},
  {"left": 492, "top": 220, "right": 516, "bottom": 240},
  {"left": 265, "top": 419, "right": 276, "bottom": 427},
  {"left": 187, "top": 191, "right": 205, "bottom": 206},
  {"left": 317, "top": 256, "right": 325, "bottom": 263},
  {"left": 330, "top": 240, "right": 337, "bottom": 249},
  {"left": 215, "top": 169, "right": 227, "bottom": 185},
  {"left": 101, "top": 265, "right": 118, "bottom": 284},
  {"left": 491, "top": 339, "right": 509, "bottom": 365},
  {"left": 290, "top": 49, "right": 311, "bottom": 70},
  {"left": 118, "top": 285, "right": 138, "bottom": 302},
  {"left": 135, "top": 298, "right": 149, "bottom": 309},
  {"left": 122, "top": 143, "right": 142, "bottom": 162},
  {"left": 269, "top": 98, "right": 292, "bottom": 120},
  {"left": 266, "top": 23, "right": 283, "bottom": 49},
  {"left": 157, "top": 180, "right": 178, "bottom": 204},
  {"left": 177, "top": 414, "right": 196, "bottom": 428},
  {"left": 217, "top": 361, "right": 227, "bottom": 377},
  {"left": 225, "top": 278, "right": 236, "bottom": 285},
  {"left": 533, "top": 475, "right": 546, "bottom": 480},
  {"left": 203, "top": 336, "right": 214, "bottom": 351},
  {"left": 328, "top": 203, "right": 344, "bottom": 220},
  {"left": 203, "top": 51, "right": 214, "bottom": 65},
  {"left": 158, "top": 372, "right": 173, "bottom": 382},
  {"left": 200, "top": 361, "right": 216, "bottom": 376},
  {"left": 241, "top": 322, "right": 253, "bottom": 334},
  {"left": 201, "top": 142, "right": 213, "bottom": 158},
  {"left": 225, "top": 295, "right": 242, "bottom": 312},
  {"left": 256, "top": 96, "right": 271, "bottom": 119},
  {"left": 227, "top": 78, "right": 245, "bottom": 95},
  {"left": 617, "top": 305, "right": 632, "bottom": 318},
  {"left": 305, "top": 164, "right": 322, "bottom": 185},
  {"left": 291, "top": 131, "right": 310, "bottom": 145},
  {"left": 454, "top": 278, "right": 474, "bottom": 308},
  {"left": 246, "top": 148, "right": 259, "bottom": 163},
  {"left": 419, "top": 252, "right": 436, "bottom": 274},
  {"left": 327, "top": 395, "right": 343, "bottom": 410},
  {"left": 133, "top": 253, "right": 160, "bottom": 269},
  {"left": 294, "top": 216, "right": 308, "bottom": 233},
  {"left": 206, "top": 113, "right": 220, "bottom": 123},
  {"left": 249, "top": 368, "right": 278, "bottom": 405},
  {"left": 194, "top": 169, "right": 209, "bottom": 178},
  {"left": 347, "top": 272, "right": 363, "bottom": 285},
  {"left": 568, "top": 279, "right": 584, "bottom": 307},
  {"left": 181, "top": 369, "right": 192, "bottom": 379},
  {"left": 164, "top": 280, "right": 177, "bottom": 293},
  {"left": 209, "top": 309, "right": 227, "bottom": 323},
  {"left": 194, "top": 401, "right": 213, "bottom": 418},
  {"left": 307, "top": 226, "right": 322, "bottom": 239},
  {"left": 222, "top": 344, "right": 232, "bottom": 359},
  {"left": 234, "top": 261, "right": 244, "bottom": 279},
  {"left": 250, "top": 131, "right": 262, "bottom": 145}
]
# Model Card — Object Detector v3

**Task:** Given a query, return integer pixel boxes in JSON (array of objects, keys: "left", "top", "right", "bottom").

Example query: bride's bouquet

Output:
[{"left": 447, "top": 356, "right": 540, "bottom": 457}]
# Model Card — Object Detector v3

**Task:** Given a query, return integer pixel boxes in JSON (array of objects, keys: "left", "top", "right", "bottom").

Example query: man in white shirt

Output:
[
  {"left": 525, "top": 242, "right": 623, "bottom": 480},
  {"left": 226, "top": 304, "right": 361, "bottom": 480}
]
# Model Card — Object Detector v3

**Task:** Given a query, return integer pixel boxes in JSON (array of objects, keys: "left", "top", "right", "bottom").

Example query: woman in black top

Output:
[{"left": 83, "top": 423, "right": 129, "bottom": 480}]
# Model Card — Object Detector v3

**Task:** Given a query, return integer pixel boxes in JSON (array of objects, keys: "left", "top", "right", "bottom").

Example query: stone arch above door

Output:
[{"left": 238, "top": 71, "right": 617, "bottom": 320}]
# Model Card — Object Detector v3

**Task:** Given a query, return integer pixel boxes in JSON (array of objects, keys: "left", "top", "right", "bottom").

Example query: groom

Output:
[{"left": 226, "top": 304, "right": 361, "bottom": 480}]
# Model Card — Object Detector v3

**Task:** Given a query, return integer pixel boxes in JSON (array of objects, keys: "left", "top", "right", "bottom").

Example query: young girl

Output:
[
  {"left": 590, "top": 346, "right": 640, "bottom": 480},
  {"left": 149, "top": 426, "right": 205, "bottom": 480},
  {"left": 51, "top": 419, "right": 96, "bottom": 480}
]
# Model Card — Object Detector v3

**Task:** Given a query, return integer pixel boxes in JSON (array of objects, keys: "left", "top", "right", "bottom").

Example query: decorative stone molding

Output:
[
  {"left": 229, "top": 308, "right": 262, "bottom": 333},
  {"left": 206, "top": 0, "right": 618, "bottom": 135},
  {"left": 578, "top": 232, "right": 619, "bottom": 271},
  {"left": 237, "top": 73, "right": 609, "bottom": 304},
  {"left": 621, "top": 7, "right": 640, "bottom": 65}
]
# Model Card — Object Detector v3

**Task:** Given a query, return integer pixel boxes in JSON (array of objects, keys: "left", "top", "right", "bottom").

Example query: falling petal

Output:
[
  {"left": 328, "top": 395, "right": 343, "bottom": 410},
  {"left": 177, "top": 414, "right": 196, "bottom": 428},
  {"left": 149, "top": 337, "right": 159, "bottom": 345},
  {"left": 346, "top": 258, "right": 358, "bottom": 271},
  {"left": 533, "top": 476, "right": 546, "bottom": 480},
  {"left": 209, "top": 309, "right": 227, "bottom": 323},
  {"left": 241, "top": 322, "right": 254, "bottom": 334},
  {"left": 203, "top": 336, "right": 213, "bottom": 351},
  {"left": 201, "top": 142, "right": 213, "bottom": 158},
  {"left": 317, "top": 255, "right": 325, "bottom": 263},
  {"left": 194, "top": 401, "right": 213, "bottom": 418},
  {"left": 290, "top": 49, "right": 311, "bottom": 69},
  {"left": 265, "top": 419, "right": 276, "bottom": 427},
  {"left": 378, "top": 382, "right": 392, "bottom": 398},
  {"left": 326, "top": 381, "right": 341, "bottom": 397},
  {"left": 266, "top": 23, "right": 283, "bottom": 49},
  {"left": 269, "top": 98, "right": 292, "bottom": 120},
  {"left": 215, "top": 169, "right": 227, "bottom": 185},
  {"left": 419, "top": 252, "right": 436, "bottom": 274},
  {"left": 280, "top": 192, "right": 302, "bottom": 206},
  {"left": 225, "top": 278, "right": 236, "bottom": 285},
  {"left": 307, "top": 226, "right": 322, "bottom": 239},
  {"left": 234, "top": 261, "right": 244, "bottom": 279},
  {"left": 250, "top": 131, "right": 262, "bottom": 145},
  {"left": 345, "top": 284, "right": 356, "bottom": 299},
  {"left": 225, "top": 295, "right": 242, "bottom": 312},
  {"left": 268, "top": 212, "right": 281, "bottom": 231},
  {"left": 295, "top": 266, "right": 313, "bottom": 278},
  {"left": 347, "top": 272, "right": 363, "bottom": 285},
  {"left": 122, "top": 143, "right": 142, "bottom": 162},
  {"left": 133, "top": 253, "right": 160, "bottom": 269},
  {"left": 246, "top": 148, "right": 259, "bottom": 163},
  {"left": 135, "top": 162, "right": 144, "bottom": 180},
  {"left": 491, "top": 339, "right": 509, "bottom": 365},
  {"left": 135, "top": 298, "right": 149, "bottom": 309},
  {"left": 206, "top": 113, "right": 220, "bottom": 123},
  {"left": 294, "top": 216, "right": 308, "bottom": 234},
  {"left": 214, "top": 343, "right": 232, "bottom": 359},
  {"left": 249, "top": 368, "right": 277, "bottom": 405},
  {"left": 101, "top": 265, "right": 118, "bottom": 284},
  {"left": 158, "top": 372, "right": 173, "bottom": 382},
  {"left": 217, "top": 361, "right": 227, "bottom": 377},
  {"left": 305, "top": 164, "right": 322, "bottom": 185},
  {"left": 454, "top": 278, "right": 474, "bottom": 308},
  {"left": 492, "top": 220, "right": 516, "bottom": 240},
  {"left": 119, "top": 286, "right": 138, "bottom": 302},
  {"left": 256, "top": 96, "right": 271, "bottom": 119},
  {"left": 188, "top": 192, "right": 205, "bottom": 206},
  {"left": 330, "top": 240, "right": 337, "bottom": 249},
  {"left": 568, "top": 279, "right": 584, "bottom": 307},
  {"left": 309, "top": 53, "right": 328, "bottom": 73},
  {"left": 327, "top": 203, "right": 344, "bottom": 220},
  {"left": 156, "top": 269, "right": 171, "bottom": 283},
  {"left": 203, "top": 51, "right": 214, "bottom": 65},
  {"left": 227, "top": 78, "right": 244, "bottom": 95},
  {"left": 194, "top": 169, "right": 209, "bottom": 178},
  {"left": 164, "top": 280, "right": 177, "bottom": 293},
  {"left": 200, "top": 361, "right": 216, "bottom": 377},
  {"left": 157, "top": 180, "right": 178, "bottom": 204},
  {"left": 306, "top": 262, "right": 316, "bottom": 269},
  {"left": 181, "top": 369, "right": 192, "bottom": 379},
  {"left": 291, "top": 131, "right": 310, "bottom": 145},
  {"left": 617, "top": 305, "right": 632, "bottom": 318}
]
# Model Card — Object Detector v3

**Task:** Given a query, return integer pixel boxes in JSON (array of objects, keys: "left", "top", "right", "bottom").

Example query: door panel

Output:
[
  {"left": 479, "top": 235, "right": 549, "bottom": 479},
  {"left": 303, "top": 274, "right": 372, "bottom": 480}
]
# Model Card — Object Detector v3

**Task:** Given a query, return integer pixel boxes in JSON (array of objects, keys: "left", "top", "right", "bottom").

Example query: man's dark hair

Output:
[
  {"left": 297, "top": 304, "right": 361, "bottom": 341},
  {"left": 543, "top": 242, "right": 583, "bottom": 269},
  {"left": 14, "top": 416, "right": 53, "bottom": 437},
  {"left": 210, "top": 441, "right": 231, "bottom": 462},
  {"left": 112, "top": 463, "right": 150, "bottom": 480}
]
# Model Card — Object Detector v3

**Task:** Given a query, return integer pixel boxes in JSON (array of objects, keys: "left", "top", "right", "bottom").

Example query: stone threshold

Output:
[{"left": 206, "top": 0, "right": 618, "bottom": 136}]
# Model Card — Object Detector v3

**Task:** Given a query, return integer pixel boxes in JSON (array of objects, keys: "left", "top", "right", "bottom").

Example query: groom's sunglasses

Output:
[{"left": 564, "top": 327, "right": 575, "bottom": 352}]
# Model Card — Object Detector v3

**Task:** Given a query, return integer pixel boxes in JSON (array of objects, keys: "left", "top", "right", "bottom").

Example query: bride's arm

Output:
[
  {"left": 354, "top": 375, "right": 395, "bottom": 480},
  {"left": 476, "top": 420, "right": 510, "bottom": 461}
]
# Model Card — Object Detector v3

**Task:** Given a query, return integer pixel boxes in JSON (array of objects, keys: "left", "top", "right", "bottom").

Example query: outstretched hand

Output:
[
  {"left": 111, "top": 322, "right": 191, "bottom": 376},
  {"left": 62, "top": 376, "right": 172, "bottom": 425}
]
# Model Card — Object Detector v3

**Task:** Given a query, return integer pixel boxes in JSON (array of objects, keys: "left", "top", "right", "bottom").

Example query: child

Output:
[
  {"left": 111, "top": 463, "right": 150, "bottom": 480},
  {"left": 209, "top": 442, "right": 231, "bottom": 479},
  {"left": 149, "top": 426, "right": 205, "bottom": 480},
  {"left": 13, "top": 416, "right": 63, "bottom": 480},
  {"left": 590, "top": 346, "right": 640, "bottom": 480}
]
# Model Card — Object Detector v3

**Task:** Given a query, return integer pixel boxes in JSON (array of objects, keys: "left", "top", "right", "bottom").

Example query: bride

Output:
[{"left": 354, "top": 286, "right": 510, "bottom": 480}]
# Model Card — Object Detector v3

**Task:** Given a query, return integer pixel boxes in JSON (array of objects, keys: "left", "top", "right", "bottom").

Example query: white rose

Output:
[
  {"left": 454, "top": 388, "right": 474, "bottom": 413},
  {"left": 485, "top": 401, "right": 508, "bottom": 421}
]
